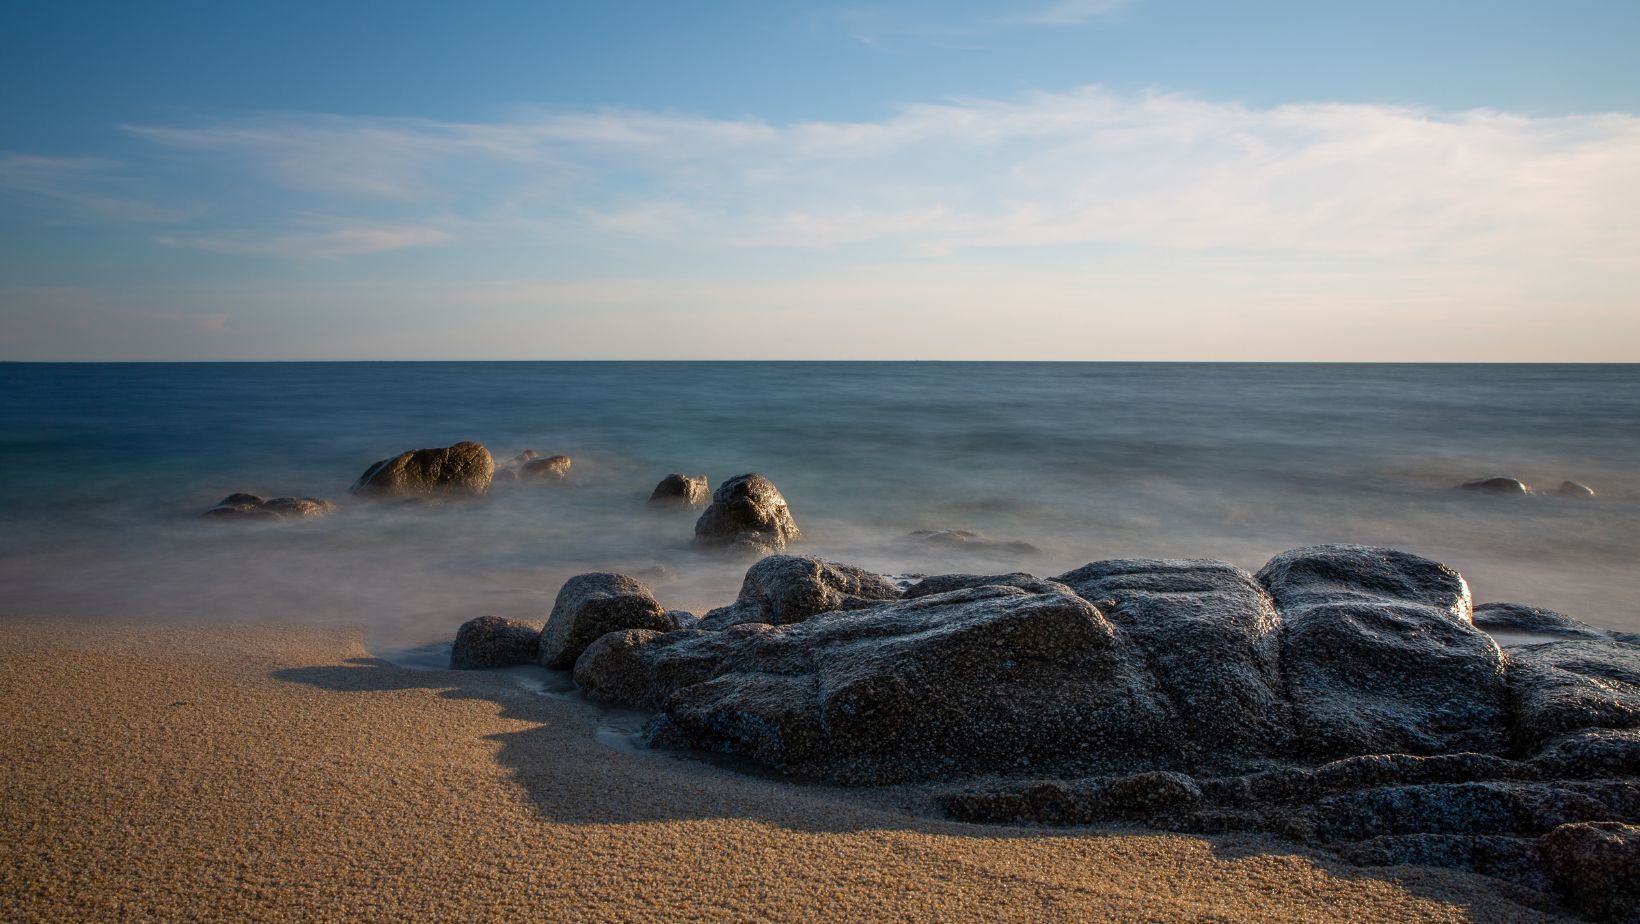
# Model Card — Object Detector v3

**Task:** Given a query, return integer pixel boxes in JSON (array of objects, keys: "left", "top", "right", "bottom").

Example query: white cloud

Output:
[
  {"left": 1008, "top": 0, "right": 1133, "bottom": 26},
  {"left": 160, "top": 225, "right": 454, "bottom": 260}
]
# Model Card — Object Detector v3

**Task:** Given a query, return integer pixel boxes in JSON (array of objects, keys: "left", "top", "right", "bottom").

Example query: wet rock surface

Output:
[
  {"left": 203, "top": 493, "right": 336, "bottom": 520},
  {"left": 350, "top": 441, "right": 494, "bottom": 498},
  {"left": 455, "top": 542, "right": 1640, "bottom": 918},
  {"left": 649, "top": 474, "right": 710, "bottom": 509},
  {"left": 695, "top": 555, "right": 901, "bottom": 630},
  {"left": 1476, "top": 602, "right": 1613, "bottom": 642},
  {"left": 450, "top": 615, "right": 539, "bottom": 669},
  {"left": 692, "top": 473, "right": 800, "bottom": 554},
  {"left": 1460, "top": 476, "right": 1534, "bottom": 495},
  {"left": 1555, "top": 480, "right": 1598, "bottom": 499},
  {"left": 537, "top": 572, "right": 678, "bottom": 670}
]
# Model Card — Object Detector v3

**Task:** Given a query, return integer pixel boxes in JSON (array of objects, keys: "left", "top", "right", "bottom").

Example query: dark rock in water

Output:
[
  {"left": 1555, "top": 480, "right": 1597, "bottom": 499},
  {"left": 1054, "top": 559, "right": 1287, "bottom": 757},
  {"left": 642, "top": 584, "right": 1169, "bottom": 783},
  {"left": 903, "top": 529, "right": 1040, "bottom": 556},
  {"left": 203, "top": 494, "right": 336, "bottom": 520},
  {"left": 1256, "top": 545, "right": 1508, "bottom": 758},
  {"left": 1459, "top": 476, "right": 1533, "bottom": 495},
  {"left": 648, "top": 473, "right": 710, "bottom": 509},
  {"left": 692, "top": 473, "right": 799, "bottom": 555},
  {"left": 1540, "top": 822, "right": 1640, "bottom": 922},
  {"left": 695, "top": 555, "right": 901, "bottom": 630},
  {"left": 351, "top": 441, "right": 494, "bottom": 498},
  {"left": 1476, "top": 602, "right": 1611, "bottom": 642},
  {"left": 537, "top": 572, "right": 677, "bottom": 670},
  {"left": 508, "top": 450, "right": 539, "bottom": 466},
  {"left": 573, "top": 625, "right": 762, "bottom": 710},
  {"left": 1508, "top": 640, "right": 1640, "bottom": 750},
  {"left": 901, "top": 572, "right": 1069, "bottom": 600},
  {"left": 451, "top": 615, "right": 539, "bottom": 669},
  {"left": 521, "top": 454, "right": 572, "bottom": 480}
]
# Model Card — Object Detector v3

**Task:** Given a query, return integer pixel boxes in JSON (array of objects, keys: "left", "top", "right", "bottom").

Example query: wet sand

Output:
[{"left": 0, "top": 616, "right": 1575, "bottom": 922}]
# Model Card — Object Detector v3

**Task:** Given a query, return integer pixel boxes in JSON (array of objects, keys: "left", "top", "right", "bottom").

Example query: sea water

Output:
[{"left": 2, "top": 362, "right": 1636, "bottom": 646}]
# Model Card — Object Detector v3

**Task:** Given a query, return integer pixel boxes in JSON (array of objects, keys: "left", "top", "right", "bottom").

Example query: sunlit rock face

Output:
[
  {"left": 694, "top": 554, "right": 901, "bottom": 630},
  {"left": 202, "top": 493, "right": 337, "bottom": 520},
  {"left": 692, "top": 473, "right": 799, "bottom": 555},
  {"left": 350, "top": 441, "right": 494, "bottom": 498},
  {"left": 537, "top": 572, "right": 680, "bottom": 670},
  {"left": 648, "top": 473, "right": 710, "bottom": 509}
]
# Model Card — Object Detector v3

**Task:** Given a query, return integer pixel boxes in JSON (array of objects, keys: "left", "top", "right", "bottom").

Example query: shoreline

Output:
[{"left": 0, "top": 615, "right": 1574, "bottom": 922}]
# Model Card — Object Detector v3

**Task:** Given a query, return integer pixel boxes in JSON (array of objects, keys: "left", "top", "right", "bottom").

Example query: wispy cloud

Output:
[
  {"left": 0, "top": 153, "right": 197, "bottom": 222},
  {"left": 1006, "top": 0, "right": 1133, "bottom": 26},
  {"left": 158, "top": 225, "right": 453, "bottom": 260}
]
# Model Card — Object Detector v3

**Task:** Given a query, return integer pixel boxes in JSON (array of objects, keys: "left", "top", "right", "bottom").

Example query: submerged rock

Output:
[
  {"left": 1256, "top": 544, "right": 1508, "bottom": 758},
  {"left": 537, "top": 573, "right": 678, "bottom": 670},
  {"left": 692, "top": 474, "right": 799, "bottom": 555},
  {"left": 451, "top": 615, "right": 539, "bottom": 669},
  {"left": 203, "top": 493, "right": 336, "bottom": 520},
  {"left": 521, "top": 454, "right": 572, "bottom": 480},
  {"left": 648, "top": 473, "right": 710, "bottom": 509},
  {"left": 1459, "top": 476, "right": 1533, "bottom": 495},
  {"left": 351, "top": 441, "right": 494, "bottom": 498},
  {"left": 1554, "top": 480, "right": 1597, "bottom": 499},
  {"left": 695, "top": 555, "right": 901, "bottom": 630},
  {"left": 903, "top": 529, "right": 1040, "bottom": 556}
]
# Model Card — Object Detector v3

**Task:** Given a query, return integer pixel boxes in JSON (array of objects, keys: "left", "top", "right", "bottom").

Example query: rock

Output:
[
  {"left": 450, "top": 615, "right": 539, "bottom": 669},
  {"left": 508, "top": 450, "right": 539, "bottom": 466},
  {"left": 1555, "top": 480, "right": 1597, "bottom": 499},
  {"left": 642, "top": 584, "right": 1169, "bottom": 783},
  {"left": 903, "top": 529, "right": 1040, "bottom": 556},
  {"left": 351, "top": 441, "right": 494, "bottom": 498},
  {"left": 1475, "top": 602, "right": 1611, "bottom": 642},
  {"left": 203, "top": 493, "right": 336, "bottom": 520},
  {"left": 537, "top": 573, "right": 678, "bottom": 670},
  {"left": 1256, "top": 545, "right": 1509, "bottom": 758},
  {"left": 1053, "top": 559, "right": 1286, "bottom": 757},
  {"left": 901, "top": 572, "right": 1070, "bottom": 600},
  {"left": 695, "top": 555, "right": 901, "bottom": 630},
  {"left": 521, "top": 454, "right": 572, "bottom": 480},
  {"left": 573, "top": 625, "right": 763, "bottom": 710},
  {"left": 648, "top": 474, "right": 710, "bottom": 509},
  {"left": 1508, "top": 640, "right": 1640, "bottom": 750},
  {"left": 1338, "top": 834, "right": 1550, "bottom": 893},
  {"left": 1533, "top": 728, "right": 1640, "bottom": 779},
  {"left": 1541, "top": 822, "right": 1640, "bottom": 922},
  {"left": 692, "top": 473, "right": 799, "bottom": 555},
  {"left": 1310, "top": 781, "right": 1620, "bottom": 841},
  {"left": 1459, "top": 476, "right": 1533, "bottom": 495}
]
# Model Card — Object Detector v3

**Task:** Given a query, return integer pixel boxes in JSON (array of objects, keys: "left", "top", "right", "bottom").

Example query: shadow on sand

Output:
[{"left": 274, "top": 656, "right": 1578, "bottom": 922}]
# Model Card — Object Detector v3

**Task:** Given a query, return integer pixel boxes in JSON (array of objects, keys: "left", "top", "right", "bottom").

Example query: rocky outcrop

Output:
[
  {"left": 692, "top": 474, "right": 799, "bottom": 554},
  {"left": 537, "top": 573, "right": 679, "bottom": 670},
  {"left": 521, "top": 454, "right": 572, "bottom": 480},
  {"left": 1256, "top": 545, "right": 1508, "bottom": 759},
  {"left": 694, "top": 555, "right": 901, "bottom": 630},
  {"left": 649, "top": 474, "right": 710, "bottom": 509},
  {"left": 450, "top": 615, "right": 539, "bottom": 669},
  {"left": 202, "top": 493, "right": 336, "bottom": 520},
  {"left": 1459, "top": 476, "right": 1533, "bottom": 495},
  {"left": 351, "top": 442, "right": 494, "bottom": 498},
  {"left": 1507, "top": 640, "right": 1640, "bottom": 750},
  {"left": 1541, "top": 822, "right": 1640, "bottom": 922},
  {"left": 1053, "top": 559, "right": 1286, "bottom": 757}
]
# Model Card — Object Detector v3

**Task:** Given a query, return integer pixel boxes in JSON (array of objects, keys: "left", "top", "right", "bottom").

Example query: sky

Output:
[{"left": 2, "top": 0, "right": 1638, "bottom": 361}]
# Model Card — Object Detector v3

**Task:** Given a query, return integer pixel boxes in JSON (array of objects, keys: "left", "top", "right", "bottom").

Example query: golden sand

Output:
[{"left": 0, "top": 617, "right": 1573, "bottom": 922}]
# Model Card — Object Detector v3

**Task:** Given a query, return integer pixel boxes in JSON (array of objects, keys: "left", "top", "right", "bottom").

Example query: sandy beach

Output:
[{"left": 0, "top": 615, "right": 1579, "bottom": 923}]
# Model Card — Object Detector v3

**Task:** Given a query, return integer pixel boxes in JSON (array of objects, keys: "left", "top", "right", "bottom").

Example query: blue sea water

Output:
[{"left": 2, "top": 362, "right": 1637, "bottom": 643}]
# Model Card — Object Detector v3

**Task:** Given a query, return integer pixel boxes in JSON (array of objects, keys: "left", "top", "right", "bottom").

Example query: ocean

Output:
[{"left": 2, "top": 361, "right": 1636, "bottom": 647}]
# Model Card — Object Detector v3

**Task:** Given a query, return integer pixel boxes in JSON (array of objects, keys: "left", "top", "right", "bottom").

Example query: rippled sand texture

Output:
[{"left": 0, "top": 618, "right": 1574, "bottom": 922}]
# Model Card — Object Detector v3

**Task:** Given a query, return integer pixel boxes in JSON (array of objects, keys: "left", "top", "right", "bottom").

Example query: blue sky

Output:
[{"left": 3, "top": 0, "right": 1638, "bottom": 359}]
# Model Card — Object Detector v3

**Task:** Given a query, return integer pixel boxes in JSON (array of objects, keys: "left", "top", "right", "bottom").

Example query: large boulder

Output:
[
  {"left": 573, "top": 625, "right": 764, "bottom": 710},
  {"left": 1541, "top": 822, "right": 1640, "bottom": 922},
  {"left": 1053, "top": 559, "right": 1286, "bottom": 757},
  {"left": 1256, "top": 545, "right": 1509, "bottom": 758},
  {"left": 351, "top": 441, "right": 494, "bottom": 498},
  {"left": 640, "top": 585, "right": 1169, "bottom": 783},
  {"left": 692, "top": 473, "right": 799, "bottom": 555},
  {"left": 451, "top": 615, "right": 539, "bottom": 669},
  {"left": 695, "top": 555, "right": 901, "bottom": 630},
  {"left": 1508, "top": 640, "right": 1640, "bottom": 751},
  {"left": 537, "top": 573, "right": 679, "bottom": 670},
  {"left": 203, "top": 493, "right": 336, "bottom": 520},
  {"left": 649, "top": 474, "right": 710, "bottom": 509}
]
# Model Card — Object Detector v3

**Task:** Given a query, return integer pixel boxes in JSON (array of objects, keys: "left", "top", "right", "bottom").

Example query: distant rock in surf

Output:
[
  {"left": 648, "top": 473, "right": 710, "bottom": 510},
  {"left": 521, "top": 454, "right": 572, "bottom": 480},
  {"left": 694, "top": 555, "right": 900, "bottom": 630},
  {"left": 537, "top": 572, "right": 679, "bottom": 670},
  {"left": 1555, "top": 480, "right": 1597, "bottom": 499},
  {"left": 1474, "top": 602, "right": 1611, "bottom": 642},
  {"left": 903, "top": 529, "right": 1040, "bottom": 556},
  {"left": 451, "top": 615, "right": 539, "bottom": 669},
  {"left": 202, "top": 493, "right": 336, "bottom": 521},
  {"left": 1458, "top": 476, "right": 1533, "bottom": 495},
  {"left": 350, "top": 441, "right": 494, "bottom": 498},
  {"left": 692, "top": 473, "right": 799, "bottom": 555}
]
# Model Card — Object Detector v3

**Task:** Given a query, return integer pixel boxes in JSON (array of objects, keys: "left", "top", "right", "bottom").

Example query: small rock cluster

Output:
[
  {"left": 1459, "top": 476, "right": 1597, "bottom": 498},
  {"left": 202, "top": 493, "right": 337, "bottom": 520}
]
